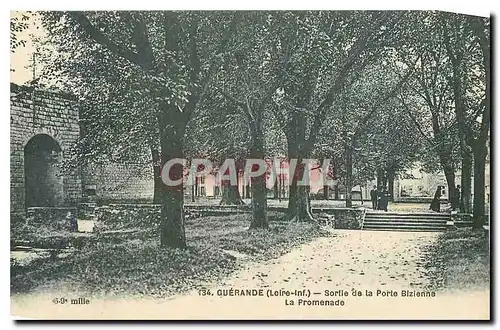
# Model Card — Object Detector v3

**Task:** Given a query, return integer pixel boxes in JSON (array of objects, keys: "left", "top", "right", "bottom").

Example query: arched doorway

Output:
[{"left": 24, "top": 134, "right": 64, "bottom": 207}]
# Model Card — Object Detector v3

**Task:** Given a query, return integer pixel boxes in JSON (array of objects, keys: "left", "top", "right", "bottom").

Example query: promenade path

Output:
[{"left": 11, "top": 230, "right": 489, "bottom": 320}]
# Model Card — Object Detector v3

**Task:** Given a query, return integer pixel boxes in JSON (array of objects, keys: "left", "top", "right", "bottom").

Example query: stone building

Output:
[
  {"left": 10, "top": 83, "right": 153, "bottom": 219},
  {"left": 10, "top": 83, "right": 82, "bottom": 216}
]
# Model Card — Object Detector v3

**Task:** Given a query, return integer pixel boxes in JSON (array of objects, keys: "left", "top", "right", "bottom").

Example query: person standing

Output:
[
  {"left": 376, "top": 186, "right": 383, "bottom": 210},
  {"left": 429, "top": 187, "right": 442, "bottom": 212},
  {"left": 379, "top": 187, "right": 389, "bottom": 212},
  {"left": 370, "top": 186, "right": 378, "bottom": 210}
]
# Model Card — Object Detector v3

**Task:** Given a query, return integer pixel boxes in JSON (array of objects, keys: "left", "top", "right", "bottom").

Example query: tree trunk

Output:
[
  {"left": 286, "top": 119, "right": 300, "bottom": 218},
  {"left": 387, "top": 169, "right": 395, "bottom": 202},
  {"left": 220, "top": 185, "right": 245, "bottom": 205},
  {"left": 151, "top": 148, "right": 163, "bottom": 204},
  {"left": 290, "top": 185, "right": 315, "bottom": 222},
  {"left": 288, "top": 160, "right": 315, "bottom": 222},
  {"left": 160, "top": 185, "right": 186, "bottom": 249},
  {"left": 334, "top": 185, "right": 339, "bottom": 200},
  {"left": 345, "top": 145, "right": 353, "bottom": 208},
  {"left": 286, "top": 151, "right": 315, "bottom": 222},
  {"left": 473, "top": 147, "right": 487, "bottom": 228},
  {"left": 470, "top": 18, "right": 490, "bottom": 228},
  {"left": 159, "top": 142, "right": 186, "bottom": 249},
  {"left": 461, "top": 146, "right": 473, "bottom": 213},
  {"left": 158, "top": 109, "right": 186, "bottom": 249},
  {"left": 278, "top": 173, "right": 282, "bottom": 202},
  {"left": 360, "top": 185, "right": 364, "bottom": 205},
  {"left": 323, "top": 184, "right": 329, "bottom": 200},
  {"left": 442, "top": 165, "right": 456, "bottom": 207},
  {"left": 250, "top": 173, "right": 268, "bottom": 228},
  {"left": 382, "top": 174, "right": 388, "bottom": 188},
  {"left": 220, "top": 160, "right": 245, "bottom": 205},
  {"left": 273, "top": 181, "right": 279, "bottom": 199},
  {"left": 285, "top": 153, "right": 315, "bottom": 222},
  {"left": 447, "top": 38, "right": 473, "bottom": 214},
  {"left": 249, "top": 137, "right": 268, "bottom": 229},
  {"left": 288, "top": 178, "right": 298, "bottom": 217},
  {"left": 376, "top": 168, "right": 384, "bottom": 188}
]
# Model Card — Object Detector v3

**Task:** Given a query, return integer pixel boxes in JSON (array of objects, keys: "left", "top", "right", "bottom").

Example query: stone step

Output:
[
  {"left": 363, "top": 220, "right": 447, "bottom": 226},
  {"left": 366, "top": 211, "right": 449, "bottom": 215},
  {"left": 365, "top": 212, "right": 449, "bottom": 218},
  {"left": 364, "top": 217, "right": 449, "bottom": 222},
  {"left": 363, "top": 222, "right": 446, "bottom": 227},
  {"left": 362, "top": 211, "right": 449, "bottom": 232},
  {"left": 364, "top": 216, "right": 449, "bottom": 222},
  {"left": 364, "top": 216, "right": 447, "bottom": 221},
  {"left": 362, "top": 227, "right": 445, "bottom": 232}
]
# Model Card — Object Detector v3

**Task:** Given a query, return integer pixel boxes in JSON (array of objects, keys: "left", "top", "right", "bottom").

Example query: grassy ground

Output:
[
  {"left": 423, "top": 228, "right": 490, "bottom": 291},
  {"left": 11, "top": 212, "right": 330, "bottom": 298}
]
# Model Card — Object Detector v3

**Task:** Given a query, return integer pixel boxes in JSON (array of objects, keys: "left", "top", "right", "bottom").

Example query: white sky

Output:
[{"left": 10, "top": 11, "right": 44, "bottom": 85}]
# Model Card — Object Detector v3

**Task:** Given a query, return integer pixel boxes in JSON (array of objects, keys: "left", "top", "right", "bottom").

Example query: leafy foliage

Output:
[{"left": 10, "top": 12, "right": 30, "bottom": 52}]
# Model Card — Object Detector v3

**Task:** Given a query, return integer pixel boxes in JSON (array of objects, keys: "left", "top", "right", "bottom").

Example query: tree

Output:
[
  {"left": 441, "top": 13, "right": 490, "bottom": 224},
  {"left": 440, "top": 12, "right": 487, "bottom": 215},
  {"left": 40, "top": 11, "right": 240, "bottom": 248},
  {"left": 270, "top": 11, "right": 400, "bottom": 218},
  {"left": 326, "top": 61, "right": 413, "bottom": 207},
  {"left": 353, "top": 93, "right": 422, "bottom": 201},
  {"left": 216, "top": 12, "right": 294, "bottom": 228},
  {"left": 468, "top": 16, "right": 490, "bottom": 226},
  {"left": 183, "top": 95, "right": 249, "bottom": 205},
  {"left": 398, "top": 12, "right": 489, "bottom": 222},
  {"left": 397, "top": 12, "right": 461, "bottom": 206}
]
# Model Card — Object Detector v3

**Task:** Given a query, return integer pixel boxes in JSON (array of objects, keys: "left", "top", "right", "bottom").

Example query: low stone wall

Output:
[
  {"left": 25, "top": 207, "right": 78, "bottom": 231},
  {"left": 78, "top": 202, "right": 97, "bottom": 220},
  {"left": 93, "top": 203, "right": 366, "bottom": 231},
  {"left": 312, "top": 207, "right": 365, "bottom": 229},
  {"left": 451, "top": 212, "right": 473, "bottom": 228},
  {"left": 394, "top": 197, "right": 449, "bottom": 203},
  {"left": 94, "top": 204, "right": 251, "bottom": 232},
  {"left": 95, "top": 204, "right": 161, "bottom": 232}
]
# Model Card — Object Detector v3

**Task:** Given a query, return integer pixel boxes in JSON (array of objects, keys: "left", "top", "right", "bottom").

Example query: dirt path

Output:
[{"left": 11, "top": 230, "right": 489, "bottom": 320}]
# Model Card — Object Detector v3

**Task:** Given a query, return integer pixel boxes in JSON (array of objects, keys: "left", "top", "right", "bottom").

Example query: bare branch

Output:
[
  {"left": 352, "top": 69, "right": 413, "bottom": 140},
  {"left": 400, "top": 92, "right": 434, "bottom": 144},
  {"left": 219, "top": 89, "right": 246, "bottom": 109},
  {"left": 69, "top": 12, "right": 145, "bottom": 69},
  {"left": 304, "top": 17, "right": 386, "bottom": 151}
]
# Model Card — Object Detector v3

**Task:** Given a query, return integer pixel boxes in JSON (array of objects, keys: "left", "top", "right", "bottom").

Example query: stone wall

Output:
[
  {"left": 95, "top": 204, "right": 161, "bottom": 232},
  {"left": 11, "top": 83, "right": 154, "bottom": 215},
  {"left": 451, "top": 212, "right": 473, "bottom": 228},
  {"left": 82, "top": 162, "right": 154, "bottom": 203},
  {"left": 312, "top": 207, "right": 365, "bottom": 229},
  {"left": 10, "top": 83, "right": 82, "bottom": 214},
  {"left": 26, "top": 207, "right": 78, "bottom": 231}
]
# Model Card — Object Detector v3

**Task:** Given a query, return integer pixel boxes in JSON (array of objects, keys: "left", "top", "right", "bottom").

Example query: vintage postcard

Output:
[{"left": 10, "top": 9, "right": 491, "bottom": 320}]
